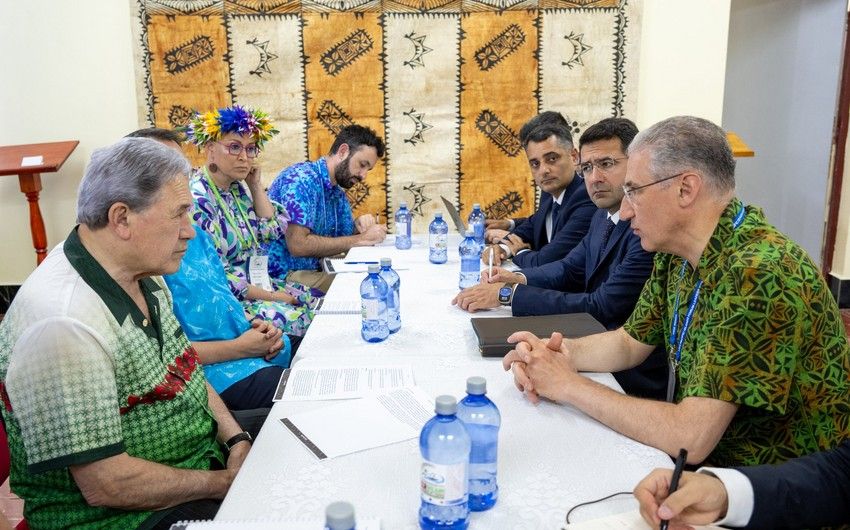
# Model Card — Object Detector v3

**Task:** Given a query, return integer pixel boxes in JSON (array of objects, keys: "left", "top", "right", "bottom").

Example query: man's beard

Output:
[{"left": 334, "top": 154, "right": 357, "bottom": 189}]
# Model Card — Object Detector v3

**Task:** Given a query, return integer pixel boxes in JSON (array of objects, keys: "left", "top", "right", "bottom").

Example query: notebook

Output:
[
  {"left": 470, "top": 313, "right": 606, "bottom": 357},
  {"left": 440, "top": 195, "right": 467, "bottom": 234},
  {"left": 314, "top": 299, "right": 361, "bottom": 315}
]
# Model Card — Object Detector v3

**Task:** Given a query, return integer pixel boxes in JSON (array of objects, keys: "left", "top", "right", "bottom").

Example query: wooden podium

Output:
[{"left": 0, "top": 141, "right": 78, "bottom": 265}]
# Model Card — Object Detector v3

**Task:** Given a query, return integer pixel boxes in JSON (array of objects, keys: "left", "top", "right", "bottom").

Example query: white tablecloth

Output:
[{"left": 217, "top": 236, "right": 672, "bottom": 528}]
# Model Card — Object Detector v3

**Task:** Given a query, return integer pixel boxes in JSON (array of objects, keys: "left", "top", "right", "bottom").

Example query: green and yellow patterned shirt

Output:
[
  {"left": 0, "top": 228, "right": 224, "bottom": 529},
  {"left": 624, "top": 198, "right": 850, "bottom": 467}
]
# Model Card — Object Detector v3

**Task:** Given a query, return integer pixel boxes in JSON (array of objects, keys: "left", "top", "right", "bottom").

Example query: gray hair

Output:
[
  {"left": 76, "top": 137, "right": 191, "bottom": 229},
  {"left": 628, "top": 116, "right": 736, "bottom": 195}
]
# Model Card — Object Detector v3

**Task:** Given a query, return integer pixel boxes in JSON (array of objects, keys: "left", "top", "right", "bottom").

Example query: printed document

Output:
[{"left": 274, "top": 364, "right": 415, "bottom": 402}]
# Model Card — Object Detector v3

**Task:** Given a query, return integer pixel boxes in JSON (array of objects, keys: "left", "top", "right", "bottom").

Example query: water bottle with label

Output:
[
  {"left": 456, "top": 376, "right": 500, "bottom": 511},
  {"left": 419, "top": 395, "right": 471, "bottom": 530},
  {"left": 360, "top": 264, "right": 389, "bottom": 342},
  {"left": 395, "top": 201, "right": 412, "bottom": 250},
  {"left": 428, "top": 213, "right": 448, "bottom": 264},
  {"left": 325, "top": 501, "right": 356, "bottom": 530},
  {"left": 467, "top": 203, "right": 485, "bottom": 249},
  {"left": 458, "top": 231, "right": 480, "bottom": 290},
  {"left": 379, "top": 257, "right": 400, "bottom": 334}
]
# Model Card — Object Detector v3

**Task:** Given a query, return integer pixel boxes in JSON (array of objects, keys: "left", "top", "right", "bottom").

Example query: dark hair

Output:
[
  {"left": 519, "top": 111, "right": 571, "bottom": 147},
  {"left": 126, "top": 127, "right": 183, "bottom": 145},
  {"left": 330, "top": 124, "right": 385, "bottom": 158},
  {"left": 579, "top": 117, "right": 639, "bottom": 153}
]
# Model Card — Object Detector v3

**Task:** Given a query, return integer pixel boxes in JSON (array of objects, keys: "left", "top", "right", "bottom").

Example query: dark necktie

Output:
[
  {"left": 551, "top": 200, "right": 561, "bottom": 220},
  {"left": 599, "top": 219, "right": 616, "bottom": 256}
]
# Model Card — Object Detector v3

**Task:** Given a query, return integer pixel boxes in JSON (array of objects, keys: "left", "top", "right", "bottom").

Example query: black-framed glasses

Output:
[
  {"left": 622, "top": 172, "right": 685, "bottom": 205},
  {"left": 578, "top": 157, "right": 627, "bottom": 177},
  {"left": 218, "top": 141, "right": 259, "bottom": 159}
]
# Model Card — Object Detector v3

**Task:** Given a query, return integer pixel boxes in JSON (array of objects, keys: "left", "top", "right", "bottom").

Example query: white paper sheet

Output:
[
  {"left": 20, "top": 155, "right": 43, "bottom": 167},
  {"left": 563, "top": 510, "right": 726, "bottom": 529},
  {"left": 279, "top": 386, "right": 433, "bottom": 459},
  {"left": 177, "top": 518, "right": 381, "bottom": 529},
  {"left": 274, "top": 365, "right": 415, "bottom": 401}
]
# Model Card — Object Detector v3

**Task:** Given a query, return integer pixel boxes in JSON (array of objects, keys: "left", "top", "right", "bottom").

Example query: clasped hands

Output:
[
  {"left": 241, "top": 319, "right": 285, "bottom": 361},
  {"left": 502, "top": 331, "right": 578, "bottom": 404}
]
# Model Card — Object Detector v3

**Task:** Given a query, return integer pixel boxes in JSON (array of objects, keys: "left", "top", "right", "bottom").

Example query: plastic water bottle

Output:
[
  {"left": 457, "top": 376, "right": 500, "bottom": 511},
  {"left": 325, "top": 501, "right": 356, "bottom": 530},
  {"left": 458, "top": 231, "right": 480, "bottom": 290},
  {"left": 429, "top": 213, "right": 448, "bottom": 264},
  {"left": 467, "top": 203, "right": 485, "bottom": 249},
  {"left": 360, "top": 264, "right": 389, "bottom": 342},
  {"left": 395, "top": 201, "right": 412, "bottom": 250},
  {"left": 379, "top": 257, "right": 400, "bottom": 334},
  {"left": 419, "top": 395, "right": 471, "bottom": 530}
]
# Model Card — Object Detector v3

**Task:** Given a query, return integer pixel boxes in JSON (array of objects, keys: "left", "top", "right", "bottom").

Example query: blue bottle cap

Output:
[{"left": 466, "top": 376, "right": 487, "bottom": 395}]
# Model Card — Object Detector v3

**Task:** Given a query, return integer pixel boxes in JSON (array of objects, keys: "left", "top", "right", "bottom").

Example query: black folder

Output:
[{"left": 471, "top": 313, "right": 606, "bottom": 357}]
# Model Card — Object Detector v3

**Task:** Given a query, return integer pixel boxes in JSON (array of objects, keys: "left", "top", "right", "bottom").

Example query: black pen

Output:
[{"left": 660, "top": 448, "right": 688, "bottom": 530}]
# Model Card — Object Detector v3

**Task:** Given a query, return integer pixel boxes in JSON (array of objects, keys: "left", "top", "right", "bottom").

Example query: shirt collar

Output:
[
  {"left": 693, "top": 197, "right": 751, "bottom": 284},
  {"left": 553, "top": 188, "right": 566, "bottom": 205},
  {"left": 314, "top": 158, "right": 335, "bottom": 191},
  {"left": 64, "top": 226, "right": 163, "bottom": 342},
  {"left": 607, "top": 210, "right": 621, "bottom": 224}
]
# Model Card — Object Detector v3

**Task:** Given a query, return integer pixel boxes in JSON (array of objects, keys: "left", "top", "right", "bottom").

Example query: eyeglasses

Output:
[
  {"left": 218, "top": 141, "right": 259, "bottom": 159},
  {"left": 622, "top": 172, "right": 685, "bottom": 205},
  {"left": 578, "top": 157, "right": 627, "bottom": 177}
]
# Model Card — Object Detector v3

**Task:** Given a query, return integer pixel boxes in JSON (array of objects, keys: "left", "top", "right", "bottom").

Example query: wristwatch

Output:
[
  {"left": 224, "top": 431, "right": 253, "bottom": 452},
  {"left": 498, "top": 284, "right": 513, "bottom": 306}
]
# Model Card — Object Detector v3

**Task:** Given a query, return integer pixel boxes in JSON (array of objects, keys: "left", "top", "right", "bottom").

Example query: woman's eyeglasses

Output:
[{"left": 218, "top": 141, "right": 259, "bottom": 159}]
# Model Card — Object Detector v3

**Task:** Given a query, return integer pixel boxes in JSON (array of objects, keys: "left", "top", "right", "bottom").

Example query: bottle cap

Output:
[
  {"left": 380, "top": 257, "right": 392, "bottom": 267},
  {"left": 325, "top": 501, "right": 356, "bottom": 529},
  {"left": 434, "top": 212, "right": 443, "bottom": 218},
  {"left": 367, "top": 264, "right": 380, "bottom": 273},
  {"left": 466, "top": 376, "right": 487, "bottom": 395},
  {"left": 400, "top": 201, "right": 408, "bottom": 208},
  {"left": 472, "top": 203, "right": 481, "bottom": 209},
  {"left": 435, "top": 395, "right": 457, "bottom": 415},
  {"left": 465, "top": 230, "right": 476, "bottom": 238}
]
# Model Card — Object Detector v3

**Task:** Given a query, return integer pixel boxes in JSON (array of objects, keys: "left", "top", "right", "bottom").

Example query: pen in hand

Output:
[
  {"left": 488, "top": 247, "right": 494, "bottom": 278},
  {"left": 660, "top": 448, "right": 688, "bottom": 530}
]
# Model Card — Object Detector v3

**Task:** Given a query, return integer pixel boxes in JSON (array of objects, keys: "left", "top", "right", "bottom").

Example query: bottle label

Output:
[
  {"left": 420, "top": 460, "right": 467, "bottom": 505},
  {"left": 430, "top": 233, "right": 447, "bottom": 249},
  {"left": 397, "top": 222, "right": 408, "bottom": 235},
  {"left": 361, "top": 298, "right": 380, "bottom": 319}
]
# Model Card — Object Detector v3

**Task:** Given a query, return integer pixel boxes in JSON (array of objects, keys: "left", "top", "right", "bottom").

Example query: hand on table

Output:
[
  {"left": 634, "top": 469, "right": 729, "bottom": 530},
  {"left": 451, "top": 282, "right": 501, "bottom": 312}
]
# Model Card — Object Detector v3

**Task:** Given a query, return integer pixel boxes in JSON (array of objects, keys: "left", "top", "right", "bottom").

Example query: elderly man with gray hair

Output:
[
  {"left": 504, "top": 116, "right": 850, "bottom": 470},
  {"left": 0, "top": 138, "right": 251, "bottom": 529}
]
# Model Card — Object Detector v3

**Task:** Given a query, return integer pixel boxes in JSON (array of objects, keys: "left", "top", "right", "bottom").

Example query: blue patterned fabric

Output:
[{"left": 266, "top": 158, "right": 356, "bottom": 277}]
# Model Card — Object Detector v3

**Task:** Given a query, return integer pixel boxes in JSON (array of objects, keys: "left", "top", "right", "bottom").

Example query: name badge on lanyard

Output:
[
  {"left": 249, "top": 254, "right": 272, "bottom": 292},
  {"left": 666, "top": 205, "right": 746, "bottom": 403}
]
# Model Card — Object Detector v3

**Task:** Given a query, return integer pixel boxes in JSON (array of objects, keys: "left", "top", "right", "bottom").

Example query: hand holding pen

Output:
[{"left": 659, "top": 449, "right": 688, "bottom": 530}]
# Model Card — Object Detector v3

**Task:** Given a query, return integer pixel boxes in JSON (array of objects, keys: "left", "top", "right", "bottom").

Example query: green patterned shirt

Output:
[
  {"left": 0, "top": 228, "right": 224, "bottom": 529},
  {"left": 624, "top": 198, "right": 850, "bottom": 467}
]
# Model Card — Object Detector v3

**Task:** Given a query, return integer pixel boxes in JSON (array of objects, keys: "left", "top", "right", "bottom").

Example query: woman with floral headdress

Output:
[{"left": 185, "top": 105, "right": 316, "bottom": 337}]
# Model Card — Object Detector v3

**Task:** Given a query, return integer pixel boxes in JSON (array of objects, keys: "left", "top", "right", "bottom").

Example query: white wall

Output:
[
  {"left": 0, "top": 0, "right": 732, "bottom": 284},
  {"left": 723, "top": 0, "right": 846, "bottom": 266},
  {"left": 0, "top": 0, "right": 138, "bottom": 284},
  {"left": 636, "top": 0, "right": 731, "bottom": 127}
]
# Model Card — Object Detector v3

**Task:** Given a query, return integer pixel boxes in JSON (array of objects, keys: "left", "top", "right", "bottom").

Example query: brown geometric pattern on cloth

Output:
[
  {"left": 460, "top": 10, "right": 537, "bottom": 222},
  {"left": 131, "top": 0, "right": 641, "bottom": 231},
  {"left": 145, "top": 14, "right": 231, "bottom": 168},
  {"left": 304, "top": 12, "right": 386, "bottom": 218}
]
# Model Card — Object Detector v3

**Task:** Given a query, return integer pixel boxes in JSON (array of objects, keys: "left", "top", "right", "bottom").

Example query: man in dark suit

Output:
[
  {"left": 634, "top": 439, "right": 850, "bottom": 529},
  {"left": 481, "top": 112, "right": 596, "bottom": 268},
  {"left": 454, "top": 117, "right": 666, "bottom": 398}
]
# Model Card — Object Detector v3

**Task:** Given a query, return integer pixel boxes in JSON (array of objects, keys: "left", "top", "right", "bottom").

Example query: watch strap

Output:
[{"left": 224, "top": 431, "right": 252, "bottom": 452}]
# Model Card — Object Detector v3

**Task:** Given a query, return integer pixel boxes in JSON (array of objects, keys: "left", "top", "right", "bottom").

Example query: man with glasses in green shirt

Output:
[{"left": 504, "top": 116, "right": 850, "bottom": 468}]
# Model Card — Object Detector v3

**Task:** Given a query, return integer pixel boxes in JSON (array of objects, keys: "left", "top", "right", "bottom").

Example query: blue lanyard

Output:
[{"left": 669, "top": 205, "right": 746, "bottom": 367}]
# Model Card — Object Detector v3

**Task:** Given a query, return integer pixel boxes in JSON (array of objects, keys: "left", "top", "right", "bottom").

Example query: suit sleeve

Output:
[
  {"left": 511, "top": 230, "right": 653, "bottom": 330},
  {"left": 738, "top": 440, "right": 850, "bottom": 530},
  {"left": 512, "top": 197, "right": 595, "bottom": 268}
]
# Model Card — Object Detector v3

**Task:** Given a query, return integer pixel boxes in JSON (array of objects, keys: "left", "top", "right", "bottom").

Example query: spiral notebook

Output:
[
  {"left": 169, "top": 518, "right": 381, "bottom": 529},
  {"left": 314, "top": 299, "right": 361, "bottom": 315}
]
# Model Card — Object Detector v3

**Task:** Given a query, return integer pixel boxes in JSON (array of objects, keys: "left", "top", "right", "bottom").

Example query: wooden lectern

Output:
[{"left": 0, "top": 141, "right": 79, "bottom": 265}]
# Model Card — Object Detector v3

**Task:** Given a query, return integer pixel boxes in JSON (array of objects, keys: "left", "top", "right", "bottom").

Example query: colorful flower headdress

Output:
[{"left": 184, "top": 105, "right": 279, "bottom": 149}]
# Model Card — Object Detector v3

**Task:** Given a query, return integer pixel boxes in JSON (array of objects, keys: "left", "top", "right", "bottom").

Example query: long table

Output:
[{"left": 216, "top": 236, "right": 672, "bottom": 528}]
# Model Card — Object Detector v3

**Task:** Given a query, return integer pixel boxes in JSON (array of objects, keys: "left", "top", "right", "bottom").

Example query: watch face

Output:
[{"left": 498, "top": 286, "right": 512, "bottom": 304}]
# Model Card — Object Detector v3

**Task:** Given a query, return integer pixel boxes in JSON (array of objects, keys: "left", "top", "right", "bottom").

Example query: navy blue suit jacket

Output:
[
  {"left": 510, "top": 174, "right": 595, "bottom": 268},
  {"left": 737, "top": 439, "right": 850, "bottom": 529},
  {"left": 511, "top": 209, "right": 667, "bottom": 399}
]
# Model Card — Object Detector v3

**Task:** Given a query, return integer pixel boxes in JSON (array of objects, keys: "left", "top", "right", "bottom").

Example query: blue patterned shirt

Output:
[{"left": 267, "top": 158, "right": 356, "bottom": 276}]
